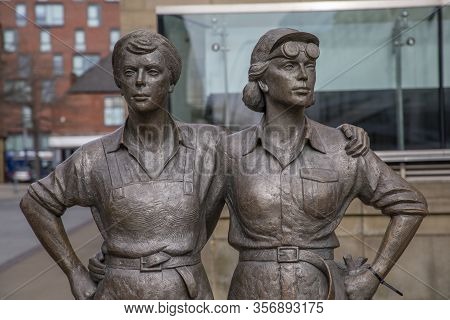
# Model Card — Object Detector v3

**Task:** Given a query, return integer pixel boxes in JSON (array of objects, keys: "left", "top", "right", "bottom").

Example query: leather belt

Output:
[
  {"left": 105, "top": 252, "right": 201, "bottom": 272},
  {"left": 239, "top": 246, "right": 335, "bottom": 300},
  {"left": 240, "top": 247, "right": 334, "bottom": 262}
]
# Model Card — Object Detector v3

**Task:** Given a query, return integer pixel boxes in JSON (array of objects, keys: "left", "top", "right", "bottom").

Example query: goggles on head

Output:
[{"left": 268, "top": 41, "right": 320, "bottom": 61}]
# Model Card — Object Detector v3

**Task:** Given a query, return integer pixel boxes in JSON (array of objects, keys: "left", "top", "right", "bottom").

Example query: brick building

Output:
[{"left": 0, "top": 0, "right": 122, "bottom": 181}]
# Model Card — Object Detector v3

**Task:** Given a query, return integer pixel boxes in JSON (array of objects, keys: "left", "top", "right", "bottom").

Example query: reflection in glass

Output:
[{"left": 159, "top": 6, "right": 447, "bottom": 151}]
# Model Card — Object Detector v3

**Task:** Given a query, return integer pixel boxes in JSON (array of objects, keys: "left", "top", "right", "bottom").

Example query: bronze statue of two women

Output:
[{"left": 20, "top": 29, "right": 427, "bottom": 300}]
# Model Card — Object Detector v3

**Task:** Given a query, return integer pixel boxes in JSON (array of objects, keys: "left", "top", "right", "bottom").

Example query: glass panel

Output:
[
  {"left": 18, "top": 55, "right": 31, "bottom": 77},
  {"left": 72, "top": 55, "right": 100, "bottom": 76},
  {"left": 104, "top": 96, "right": 125, "bottom": 126},
  {"left": 53, "top": 54, "right": 64, "bottom": 75},
  {"left": 21, "top": 106, "right": 32, "bottom": 129},
  {"left": 110, "top": 29, "right": 120, "bottom": 51},
  {"left": 87, "top": 5, "right": 101, "bottom": 27},
  {"left": 444, "top": 6, "right": 450, "bottom": 148},
  {"left": 40, "top": 31, "right": 51, "bottom": 52},
  {"left": 35, "top": 4, "right": 64, "bottom": 26},
  {"left": 41, "top": 80, "right": 55, "bottom": 103},
  {"left": 4, "top": 80, "right": 31, "bottom": 103},
  {"left": 75, "top": 30, "right": 86, "bottom": 51},
  {"left": 159, "top": 6, "right": 443, "bottom": 151},
  {"left": 16, "top": 4, "right": 27, "bottom": 27},
  {"left": 3, "top": 30, "right": 17, "bottom": 52}
]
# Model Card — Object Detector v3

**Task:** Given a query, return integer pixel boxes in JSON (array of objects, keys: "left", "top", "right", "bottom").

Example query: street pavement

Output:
[
  {"left": 0, "top": 183, "right": 94, "bottom": 267},
  {"left": 0, "top": 183, "right": 100, "bottom": 299}
]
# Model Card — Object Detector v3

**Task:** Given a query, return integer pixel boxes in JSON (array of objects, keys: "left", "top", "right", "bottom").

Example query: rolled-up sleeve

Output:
[
  {"left": 25, "top": 145, "right": 94, "bottom": 216},
  {"left": 356, "top": 150, "right": 427, "bottom": 216}
]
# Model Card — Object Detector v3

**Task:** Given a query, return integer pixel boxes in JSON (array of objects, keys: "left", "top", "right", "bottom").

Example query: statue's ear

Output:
[
  {"left": 169, "top": 84, "right": 175, "bottom": 93},
  {"left": 258, "top": 80, "right": 268, "bottom": 93}
]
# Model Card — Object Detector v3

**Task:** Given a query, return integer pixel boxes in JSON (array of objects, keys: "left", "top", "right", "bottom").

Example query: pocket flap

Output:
[{"left": 300, "top": 168, "right": 338, "bottom": 182}]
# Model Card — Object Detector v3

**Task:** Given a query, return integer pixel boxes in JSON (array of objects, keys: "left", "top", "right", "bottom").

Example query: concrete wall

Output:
[{"left": 202, "top": 181, "right": 450, "bottom": 299}]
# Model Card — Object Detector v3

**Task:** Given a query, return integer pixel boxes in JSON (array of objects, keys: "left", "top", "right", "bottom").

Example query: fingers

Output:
[
  {"left": 346, "top": 129, "right": 368, "bottom": 157},
  {"left": 339, "top": 124, "right": 353, "bottom": 139},
  {"left": 355, "top": 256, "right": 369, "bottom": 267},
  {"left": 89, "top": 256, "right": 106, "bottom": 270},
  {"left": 88, "top": 266, "right": 105, "bottom": 283},
  {"left": 88, "top": 256, "right": 106, "bottom": 283},
  {"left": 363, "top": 132, "right": 370, "bottom": 155},
  {"left": 343, "top": 254, "right": 355, "bottom": 270},
  {"left": 89, "top": 272, "right": 104, "bottom": 283},
  {"left": 88, "top": 261, "right": 105, "bottom": 275}
]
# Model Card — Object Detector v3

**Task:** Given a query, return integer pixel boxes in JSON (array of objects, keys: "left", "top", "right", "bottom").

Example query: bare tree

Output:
[{"left": 0, "top": 25, "right": 56, "bottom": 180}]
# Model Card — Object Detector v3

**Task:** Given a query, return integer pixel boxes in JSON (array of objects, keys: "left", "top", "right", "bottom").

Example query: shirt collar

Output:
[
  {"left": 241, "top": 115, "right": 327, "bottom": 156},
  {"left": 103, "top": 114, "right": 195, "bottom": 154}
]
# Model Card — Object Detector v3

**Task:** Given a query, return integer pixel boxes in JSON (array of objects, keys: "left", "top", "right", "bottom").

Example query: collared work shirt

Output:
[
  {"left": 223, "top": 117, "right": 427, "bottom": 251},
  {"left": 23, "top": 119, "right": 226, "bottom": 259}
]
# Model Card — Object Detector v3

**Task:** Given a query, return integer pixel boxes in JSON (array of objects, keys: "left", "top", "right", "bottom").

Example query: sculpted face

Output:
[
  {"left": 119, "top": 49, "right": 173, "bottom": 114},
  {"left": 260, "top": 41, "right": 317, "bottom": 108}
]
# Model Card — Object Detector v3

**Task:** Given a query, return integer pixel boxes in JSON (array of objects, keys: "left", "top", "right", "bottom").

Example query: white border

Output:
[{"left": 156, "top": 1, "right": 446, "bottom": 15}]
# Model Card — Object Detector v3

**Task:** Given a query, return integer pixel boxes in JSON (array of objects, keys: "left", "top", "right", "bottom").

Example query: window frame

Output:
[
  {"left": 87, "top": 4, "right": 101, "bottom": 27},
  {"left": 39, "top": 30, "right": 52, "bottom": 52},
  {"left": 35, "top": 3, "right": 64, "bottom": 27},
  {"left": 104, "top": 96, "right": 125, "bottom": 126},
  {"left": 53, "top": 54, "right": 64, "bottom": 76},
  {"left": 3, "top": 29, "right": 18, "bottom": 53},
  {"left": 16, "top": 3, "right": 27, "bottom": 27},
  {"left": 74, "top": 29, "right": 86, "bottom": 52}
]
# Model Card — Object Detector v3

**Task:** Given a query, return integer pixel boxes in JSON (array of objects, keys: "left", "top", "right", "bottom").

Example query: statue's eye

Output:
[
  {"left": 147, "top": 68, "right": 160, "bottom": 76},
  {"left": 283, "top": 63, "right": 295, "bottom": 71},
  {"left": 124, "top": 69, "right": 135, "bottom": 77},
  {"left": 305, "top": 63, "right": 316, "bottom": 70}
]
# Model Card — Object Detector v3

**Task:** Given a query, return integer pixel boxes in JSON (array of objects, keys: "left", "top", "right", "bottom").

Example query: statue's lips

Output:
[
  {"left": 132, "top": 95, "right": 150, "bottom": 102},
  {"left": 292, "top": 88, "right": 311, "bottom": 95}
]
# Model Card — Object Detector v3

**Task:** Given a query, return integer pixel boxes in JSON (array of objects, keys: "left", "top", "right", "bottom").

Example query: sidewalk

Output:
[
  {"left": 0, "top": 183, "right": 30, "bottom": 201},
  {"left": 0, "top": 182, "right": 94, "bottom": 270},
  {"left": 0, "top": 221, "right": 102, "bottom": 299}
]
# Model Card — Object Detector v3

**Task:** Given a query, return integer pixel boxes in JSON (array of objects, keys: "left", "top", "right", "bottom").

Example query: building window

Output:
[
  {"left": 109, "top": 29, "right": 120, "bottom": 51},
  {"left": 16, "top": 4, "right": 27, "bottom": 27},
  {"left": 18, "top": 55, "right": 31, "bottom": 78},
  {"left": 35, "top": 4, "right": 64, "bottom": 26},
  {"left": 3, "top": 80, "right": 31, "bottom": 103},
  {"left": 87, "top": 4, "right": 101, "bottom": 27},
  {"left": 53, "top": 54, "right": 64, "bottom": 75},
  {"left": 3, "top": 30, "right": 17, "bottom": 52},
  {"left": 41, "top": 80, "right": 55, "bottom": 103},
  {"left": 21, "top": 106, "right": 33, "bottom": 129},
  {"left": 104, "top": 96, "right": 125, "bottom": 126},
  {"left": 40, "top": 31, "right": 51, "bottom": 52},
  {"left": 74, "top": 30, "right": 86, "bottom": 52},
  {"left": 72, "top": 54, "right": 100, "bottom": 76}
]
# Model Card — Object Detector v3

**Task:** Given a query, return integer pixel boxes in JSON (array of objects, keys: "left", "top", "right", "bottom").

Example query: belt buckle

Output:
[
  {"left": 140, "top": 257, "right": 162, "bottom": 272},
  {"left": 277, "top": 246, "right": 299, "bottom": 263}
]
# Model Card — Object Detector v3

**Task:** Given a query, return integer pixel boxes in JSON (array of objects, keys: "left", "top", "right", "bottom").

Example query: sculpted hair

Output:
[
  {"left": 242, "top": 61, "right": 270, "bottom": 112},
  {"left": 112, "top": 29, "right": 182, "bottom": 89},
  {"left": 243, "top": 39, "right": 320, "bottom": 113}
]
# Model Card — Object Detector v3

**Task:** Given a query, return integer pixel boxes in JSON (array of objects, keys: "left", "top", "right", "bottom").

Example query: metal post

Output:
[
  {"left": 211, "top": 18, "right": 231, "bottom": 128},
  {"left": 437, "top": 6, "right": 447, "bottom": 148}
]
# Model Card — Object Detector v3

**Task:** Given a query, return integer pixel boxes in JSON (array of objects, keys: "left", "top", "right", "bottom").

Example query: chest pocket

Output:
[{"left": 301, "top": 168, "right": 339, "bottom": 219}]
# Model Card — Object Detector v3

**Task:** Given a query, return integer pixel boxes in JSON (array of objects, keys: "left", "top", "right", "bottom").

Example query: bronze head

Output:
[
  {"left": 243, "top": 28, "right": 320, "bottom": 112},
  {"left": 111, "top": 30, "right": 182, "bottom": 114}
]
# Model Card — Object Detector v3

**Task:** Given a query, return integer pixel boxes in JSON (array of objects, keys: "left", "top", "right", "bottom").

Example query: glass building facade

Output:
[{"left": 158, "top": 1, "right": 449, "bottom": 152}]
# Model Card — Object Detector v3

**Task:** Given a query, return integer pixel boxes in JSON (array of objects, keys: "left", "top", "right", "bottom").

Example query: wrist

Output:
[{"left": 66, "top": 263, "right": 87, "bottom": 278}]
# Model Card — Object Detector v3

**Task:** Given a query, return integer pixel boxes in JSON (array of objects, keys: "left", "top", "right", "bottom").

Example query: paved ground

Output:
[
  {"left": 0, "top": 184, "right": 94, "bottom": 269},
  {"left": 0, "top": 183, "right": 102, "bottom": 299}
]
